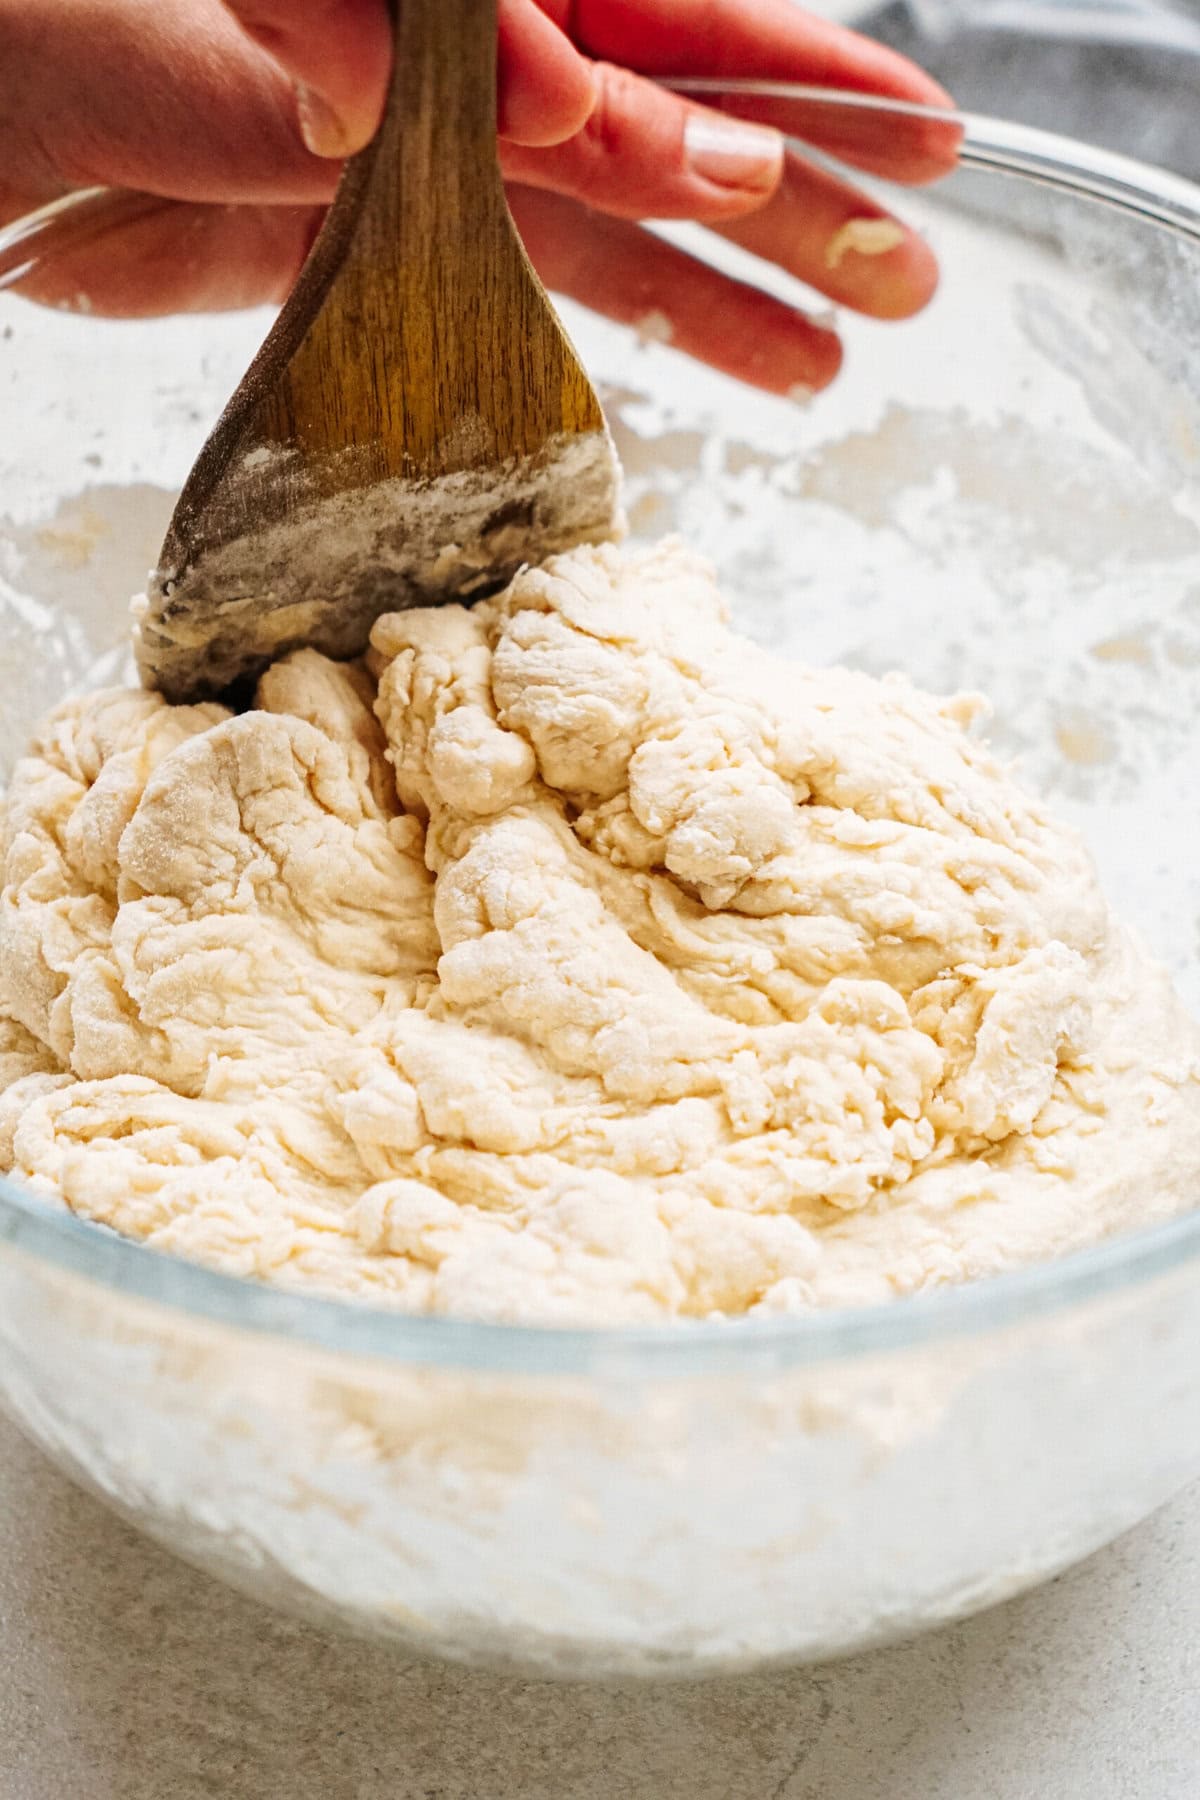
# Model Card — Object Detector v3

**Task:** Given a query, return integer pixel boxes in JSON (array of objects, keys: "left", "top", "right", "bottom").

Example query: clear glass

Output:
[{"left": 3, "top": 94, "right": 1200, "bottom": 1676}]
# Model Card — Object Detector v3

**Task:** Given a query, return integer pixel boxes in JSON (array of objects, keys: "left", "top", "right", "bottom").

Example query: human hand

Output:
[{"left": 0, "top": 0, "right": 959, "bottom": 395}]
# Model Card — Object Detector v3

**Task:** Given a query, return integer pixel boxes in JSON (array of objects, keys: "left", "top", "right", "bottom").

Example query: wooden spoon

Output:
[{"left": 136, "top": 0, "right": 621, "bottom": 702}]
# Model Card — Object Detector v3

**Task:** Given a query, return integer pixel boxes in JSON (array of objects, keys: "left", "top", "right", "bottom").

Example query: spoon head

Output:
[
  {"left": 137, "top": 424, "right": 622, "bottom": 702},
  {"left": 138, "top": 0, "right": 622, "bottom": 702}
]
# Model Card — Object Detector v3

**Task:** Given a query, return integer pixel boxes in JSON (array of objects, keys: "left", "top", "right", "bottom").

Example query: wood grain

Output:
[{"left": 156, "top": 0, "right": 611, "bottom": 592}]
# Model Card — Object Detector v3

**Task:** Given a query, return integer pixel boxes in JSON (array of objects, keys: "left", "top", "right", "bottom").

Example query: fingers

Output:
[
  {"left": 681, "top": 88, "right": 962, "bottom": 189},
  {"left": 0, "top": 0, "right": 334, "bottom": 206},
  {"left": 502, "top": 69, "right": 784, "bottom": 221},
  {"left": 538, "top": 0, "right": 961, "bottom": 183},
  {"left": 220, "top": 0, "right": 392, "bottom": 156},
  {"left": 0, "top": 0, "right": 598, "bottom": 221},
  {"left": 223, "top": 0, "right": 595, "bottom": 156},
  {"left": 497, "top": 0, "right": 597, "bottom": 145},
  {"left": 506, "top": 184, "right": 842, "bottom": 396},
  {"left": 4, "top": 172, "right": 897, "bottom": 400},
  {"left": 4, "top": 179, "right": 846, "bottom": 399},
  {"left": 716, "top": 151, "right": 939, "bottom": 320},
  {"left": 2, "top": 190, "right": 320, "bottom": 315},
  {"left": 503, "top": 87, "right": 936, "bottom": 324},
  {"left": 546, "top": 0, "right": 951, "bottom": 106}
]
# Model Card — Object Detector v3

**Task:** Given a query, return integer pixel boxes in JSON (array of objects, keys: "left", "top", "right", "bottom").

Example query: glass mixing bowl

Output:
[{"left": 3, "top": 92, "right": 1200, "bottom": 1679}]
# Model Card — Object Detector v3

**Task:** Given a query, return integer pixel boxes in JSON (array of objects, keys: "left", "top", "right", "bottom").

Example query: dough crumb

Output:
[
  {"left": 1055, "top": 712, "right": 1116, "bottom": 767},
  {"left": 825, "top": 218, "right": 906, "bottom": 271},
  {"left": 635, "top": 310, "right": 675, "bottom": 346}
]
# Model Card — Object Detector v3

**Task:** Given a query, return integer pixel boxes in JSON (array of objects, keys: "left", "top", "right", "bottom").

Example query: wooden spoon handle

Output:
[
  {"left": 162, "top": 0, "right": 604, "bottom": 568},
  {"left": 255, "top": 0, "right": 600, "bottom": 474},
  {"left": 369, "top": 0, "right": 509, "bottom": 235}
]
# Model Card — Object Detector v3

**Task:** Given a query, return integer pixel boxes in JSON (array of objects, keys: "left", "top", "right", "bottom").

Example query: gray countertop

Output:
[{"left": 1, "top": 1409, "right": 1196, "bottom": 1800}]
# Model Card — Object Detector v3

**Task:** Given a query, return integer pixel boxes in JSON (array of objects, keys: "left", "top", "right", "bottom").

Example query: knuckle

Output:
[
  {"left": 581, "top": 61, "right": 641, "bottom": 164},
  {"left": 563, "top": 62, "right": 690, "bottom": 214}
]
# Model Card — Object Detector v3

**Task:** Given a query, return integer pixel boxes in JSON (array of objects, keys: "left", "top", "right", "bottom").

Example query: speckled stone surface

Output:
[{"left": 1, "top": 1410, "right": 1196, "bottom": 1800}]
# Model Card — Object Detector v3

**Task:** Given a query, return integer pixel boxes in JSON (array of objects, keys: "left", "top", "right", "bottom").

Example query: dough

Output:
[{"left": 2, "top": 540, "right": 1199, "bottom": 1322}]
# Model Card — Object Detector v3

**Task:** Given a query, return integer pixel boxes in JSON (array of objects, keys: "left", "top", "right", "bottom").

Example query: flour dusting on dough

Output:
[{"left": 2, "top": 539, "right": 1199, "bottom": 1322}]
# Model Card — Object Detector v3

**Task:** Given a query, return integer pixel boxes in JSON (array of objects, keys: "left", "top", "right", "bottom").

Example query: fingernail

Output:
[
  {"left": 684, "top": 114, "right": 783, "bottom": 193},
  {"left": 295, "top": 82, "right": 353, "bottom": 159}
]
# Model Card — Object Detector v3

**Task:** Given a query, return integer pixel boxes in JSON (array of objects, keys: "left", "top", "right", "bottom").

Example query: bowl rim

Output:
[{"left": 4, "top": 87, "right": 1200, "bottom": 1377}]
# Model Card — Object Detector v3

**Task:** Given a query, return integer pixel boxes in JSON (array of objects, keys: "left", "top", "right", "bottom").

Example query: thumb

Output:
[
  {"left": 220, "top": 0, "right": 393, "bottom": 157},
  {"left": 222, "top": 0, "right": 596, "bottom": 159}
]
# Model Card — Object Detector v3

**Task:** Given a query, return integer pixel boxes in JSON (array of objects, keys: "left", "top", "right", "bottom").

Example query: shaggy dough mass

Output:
[{"left": 3, "top": 539, "right": 1199, "bottom": 1322}]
